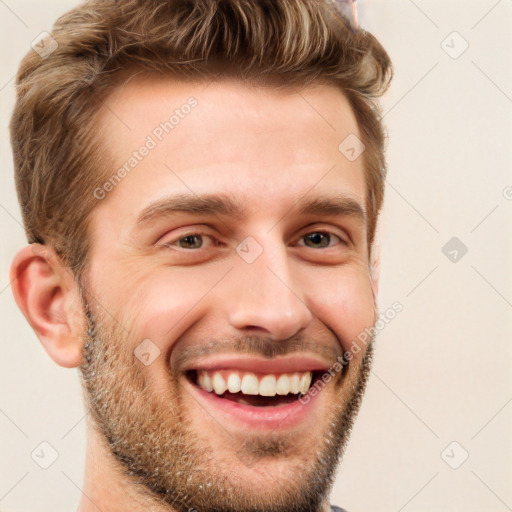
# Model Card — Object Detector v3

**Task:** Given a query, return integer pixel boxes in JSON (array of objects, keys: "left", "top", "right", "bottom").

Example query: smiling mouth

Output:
[{"left": 186, "top": 369, "right": 323, "bottom": 407}]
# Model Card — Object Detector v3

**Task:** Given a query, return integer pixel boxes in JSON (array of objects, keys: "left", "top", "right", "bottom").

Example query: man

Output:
[{"left": 9, "top": 0, "right": 392, "bottom": 511}]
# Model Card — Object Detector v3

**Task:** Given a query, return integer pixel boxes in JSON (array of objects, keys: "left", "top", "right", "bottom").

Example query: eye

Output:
[
  {"left": 161, "top": 232, "right": 218, "bottom": 250},
  {"left": 300, "top": 231, "right": 345, "bottom": 249},
  {"left": 176, "top": 234, "right": 204, "bottom": 249}
]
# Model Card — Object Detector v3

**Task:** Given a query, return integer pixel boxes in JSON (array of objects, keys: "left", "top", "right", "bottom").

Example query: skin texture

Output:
[{"left": 11, "top": 77, "right": 379, "bottom": 512}]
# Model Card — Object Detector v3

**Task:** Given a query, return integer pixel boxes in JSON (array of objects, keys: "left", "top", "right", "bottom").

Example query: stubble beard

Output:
[{"left": 78, "top": 298, "right": 375, "bottom": 512}]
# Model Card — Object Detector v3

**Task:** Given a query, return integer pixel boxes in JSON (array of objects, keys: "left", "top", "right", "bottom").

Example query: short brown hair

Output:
[{"left": 10, "top": 0, "right": 392, "bottom": 279}]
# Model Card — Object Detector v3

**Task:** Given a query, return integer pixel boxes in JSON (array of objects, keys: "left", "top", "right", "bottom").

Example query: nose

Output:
[{"left": 226, "top": 238, "right": 313, "bottom": 340}]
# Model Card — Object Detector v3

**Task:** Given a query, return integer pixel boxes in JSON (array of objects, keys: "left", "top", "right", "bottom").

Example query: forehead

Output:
[{"left": 91, "top": 76, "right": 366, "bottom": 229}]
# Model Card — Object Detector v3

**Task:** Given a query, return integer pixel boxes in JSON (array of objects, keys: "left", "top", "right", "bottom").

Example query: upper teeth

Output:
[{"left": 197, "top": 370, "right": 313, "bottom": 397}]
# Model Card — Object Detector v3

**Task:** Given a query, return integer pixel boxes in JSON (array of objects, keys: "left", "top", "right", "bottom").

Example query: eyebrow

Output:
[
  {"left": 297, "top": 195, "right": 365, "bottom": 223},
  {"left": 135, "top": 192, "right": 366, "bottom": 227}
]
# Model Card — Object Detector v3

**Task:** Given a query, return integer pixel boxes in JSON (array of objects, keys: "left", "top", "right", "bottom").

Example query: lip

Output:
[
  {"left": 181, "top": 354, "right": 334, "bottom": 374},
  {"left": 184, "top": 375, "right": 320, "bottom": 430}
]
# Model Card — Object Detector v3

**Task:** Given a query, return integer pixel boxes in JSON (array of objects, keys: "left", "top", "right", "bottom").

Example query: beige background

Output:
[{"left": 1, "top": 1, "right": 511, "bottom": 511}]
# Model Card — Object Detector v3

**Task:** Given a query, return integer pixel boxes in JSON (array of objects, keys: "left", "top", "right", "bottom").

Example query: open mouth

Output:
[
  {"left": 178, "top": 354, "right": 342, "bottom": 429},
  {"left": 186, "top": 369, "right": 323, "bottom": 408}
]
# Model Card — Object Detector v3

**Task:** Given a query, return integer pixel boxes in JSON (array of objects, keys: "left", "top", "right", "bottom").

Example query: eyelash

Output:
[{"left": 160, "top": 230, "right": 347, "bottom": 250}]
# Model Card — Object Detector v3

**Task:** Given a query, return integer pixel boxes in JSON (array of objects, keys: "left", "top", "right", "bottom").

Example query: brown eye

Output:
[
  {"left": 177, "top": 234, "right": 204, "bottom": 249},
  {"left": 161, "top": 232, "right": 216, "bottom": 250}
]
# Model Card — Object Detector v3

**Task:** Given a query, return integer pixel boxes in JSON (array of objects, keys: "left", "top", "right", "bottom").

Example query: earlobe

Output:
[{"left": 10, "top": 244, "right": 85, "bottom": 368}]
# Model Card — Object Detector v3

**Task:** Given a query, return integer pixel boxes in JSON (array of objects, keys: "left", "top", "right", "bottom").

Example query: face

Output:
[{"left": 78, "top": 77, "right": 378, "bottom": 512}]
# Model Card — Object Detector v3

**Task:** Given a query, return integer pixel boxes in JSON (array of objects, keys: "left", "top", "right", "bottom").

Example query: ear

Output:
[{"left": 10, "top": 244, "right": 86, "bottom": 368}]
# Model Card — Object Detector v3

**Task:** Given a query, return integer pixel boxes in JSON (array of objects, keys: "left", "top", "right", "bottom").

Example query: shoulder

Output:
[{"left": 330, "top": 506, "right": 349, "bottom": 512}]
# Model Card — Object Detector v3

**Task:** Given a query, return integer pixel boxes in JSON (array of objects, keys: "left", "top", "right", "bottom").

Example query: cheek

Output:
[
  {"left": 116, "top": 267, "right": 219, "bottom": 346},
  {"left": 105, "top": 269, "right": 220, "bottom": 396},
  {"left": 303, "top": 266, "right": 376, "bottom": 353}
]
